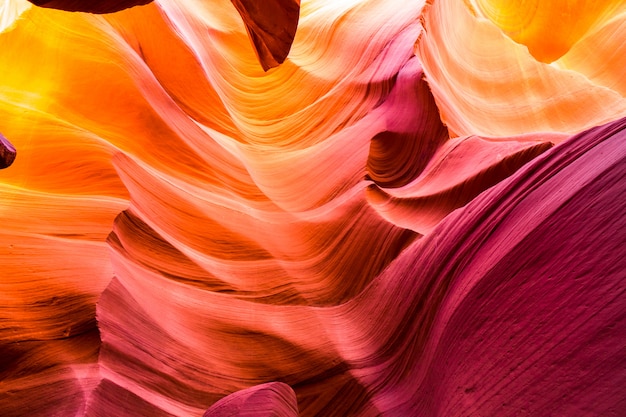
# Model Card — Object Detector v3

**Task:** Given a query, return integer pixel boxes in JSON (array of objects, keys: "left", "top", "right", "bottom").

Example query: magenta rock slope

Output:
[{"left": 332, "top": 116, "right": 626, "bottom": 416}]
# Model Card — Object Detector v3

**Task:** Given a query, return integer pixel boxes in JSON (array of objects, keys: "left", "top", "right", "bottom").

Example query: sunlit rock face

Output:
[
  {"left": 417, "top": 0, "right": 626, "bottom": 137},
  {"left": 1, "top": 0, "right": 625, "bottom": 416},
  {"left": 471, "top": 0, "right": 625, "bottom": 64}
]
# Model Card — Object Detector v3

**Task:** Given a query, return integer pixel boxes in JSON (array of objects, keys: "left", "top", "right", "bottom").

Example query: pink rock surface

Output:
[{"left": 203, "top": 382, "right": 298, "bottom": 417}]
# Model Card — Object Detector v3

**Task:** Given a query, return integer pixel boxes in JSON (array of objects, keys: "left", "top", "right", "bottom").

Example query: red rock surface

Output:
[{"left": 231, "top": 0, "right": 300, "bottom": 70}]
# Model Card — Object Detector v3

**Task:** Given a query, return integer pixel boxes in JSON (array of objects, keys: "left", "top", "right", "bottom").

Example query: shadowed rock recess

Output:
[
  {"left": 0, "top": 133, "right": 16, "bottom": 168},
  {"left": 27, "top": 0, "right": 153, "bottom": 13}
]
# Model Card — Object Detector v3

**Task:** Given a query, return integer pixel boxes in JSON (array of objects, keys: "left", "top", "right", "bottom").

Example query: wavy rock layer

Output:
[
  {"left": 199, "top": 116, "right": 626, "bottom": 416},
  {"left": 1, "top": 0, "right": 625, "bottom": 416},
  {"left": 26, "top": 0, "right": 300, "bottom": 70},
  {"left": 416, "top": 0, "right": 626, "bottom": 137}
]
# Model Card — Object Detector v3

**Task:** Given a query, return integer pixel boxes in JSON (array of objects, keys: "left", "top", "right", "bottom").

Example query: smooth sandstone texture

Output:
[{"left": 0, "top": 0, "right": 624, "bottom": 415}]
